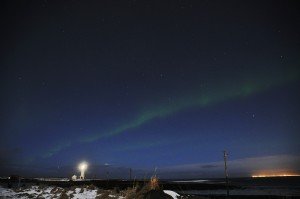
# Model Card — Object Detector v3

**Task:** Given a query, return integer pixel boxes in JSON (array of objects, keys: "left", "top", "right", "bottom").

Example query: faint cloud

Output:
[
  {"left": 157, "top": 154, "right": 300, "bottom": 178},
  {"left": 200, "top": 164, "right": 219, "bottom": 169}
]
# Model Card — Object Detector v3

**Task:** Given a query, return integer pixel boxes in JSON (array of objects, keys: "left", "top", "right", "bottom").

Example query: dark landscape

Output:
[
  {"left": 1, "top": 0, "right": 300, "bottom": 198},
  {"left": 1, "top": 177, "right": 300, "bottom": 198}
]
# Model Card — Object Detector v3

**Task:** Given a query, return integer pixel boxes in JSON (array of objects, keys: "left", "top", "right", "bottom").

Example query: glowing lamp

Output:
[{"left": 78, "top": 161, "right": 88, "bottom": 179}]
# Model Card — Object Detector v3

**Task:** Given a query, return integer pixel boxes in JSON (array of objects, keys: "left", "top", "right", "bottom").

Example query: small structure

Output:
[{"left": 71, "top": 175, "right": 77, "bottom": 181}]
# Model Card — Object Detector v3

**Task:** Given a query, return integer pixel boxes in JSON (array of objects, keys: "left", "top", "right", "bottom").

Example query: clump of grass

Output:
[
  {"left": 38, "top": 184, "right": 46, "bottom": 190},
  {"left": 124, "top": 187, "right": 138, "bottom": 199},
  {"left": 113, "top": 186, "right": 120, "bottom": 194},
  {"left": 36, "top": 193, "right": 45, "bottom": 199},
  {"left": 55, "top": 187, "right": 64, "bottom": 195},
  {"left": 67, "top": 186, "right": 77, "bottom": 194},
  {"left": 124, "top": 176, "right": 165, "bottom": 199},
  {"left": 98, "top": 190, "right": 110, "bottom": 199},
  {"left": 13, "top": 187, "right": 23, "bottom": 193},
  {"left": 79, "top": 187, "right": 84, "bottom": 193},
  {"left": 50, "top": 187, "right": 58, "bottom": 194},
  {"left": 18, "top": 193, "right": 30, "bottom": 197},
  {"left": 150, "top": 176, "right": 159, "bottom": 190},
  {"left": 64, "top": 187, "right": 70, "bottom": 192},
  {"left": 87, "top": 184, "right": 97, "bottom": 190},
  {"left": 97, "top": 188, "right": 105, "bottom": 194},
  {"left": 59, "top": 191, "right": 69, "bottom": 199},
  {"left": 125, "top": 184, "right": 150, "bottom": 199}
]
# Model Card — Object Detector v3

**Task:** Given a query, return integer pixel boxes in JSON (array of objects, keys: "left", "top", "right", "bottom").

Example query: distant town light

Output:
[{"left": 252, "top": 173, "right": 300, "bottom": 178}]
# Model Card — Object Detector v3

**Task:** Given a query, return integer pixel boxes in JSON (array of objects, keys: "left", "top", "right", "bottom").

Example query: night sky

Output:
[{"left": 1, "top": 0, "right": 300, "bottom": 178}]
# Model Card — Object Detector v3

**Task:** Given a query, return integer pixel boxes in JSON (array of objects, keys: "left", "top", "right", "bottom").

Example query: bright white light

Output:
[
  {"left": 78, "top": 162, "right": 88, "bottom": 171},
  {"left": 78, "top": 161, "right": 88, "bottom": 179}
]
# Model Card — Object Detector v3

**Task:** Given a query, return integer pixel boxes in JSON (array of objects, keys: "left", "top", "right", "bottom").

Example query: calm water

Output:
[{"left": 177, "top": 177, "right": 300, "bottom": 196}]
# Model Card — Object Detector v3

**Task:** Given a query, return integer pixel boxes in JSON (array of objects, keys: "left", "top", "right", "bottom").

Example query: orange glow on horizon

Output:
[
  {"left": 252, "top": 173, "right": 300, "bottom": 178},
  {"left": 252, "top": 170, "right": 300, "bottom": 178},
  {"left": 251, "top": 169, "right": 300, "bottom": 178}
]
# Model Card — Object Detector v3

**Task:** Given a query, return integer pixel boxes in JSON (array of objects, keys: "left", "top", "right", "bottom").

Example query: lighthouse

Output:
[{"left": 78, "top": 162, "right": 88, "bottom": 180}]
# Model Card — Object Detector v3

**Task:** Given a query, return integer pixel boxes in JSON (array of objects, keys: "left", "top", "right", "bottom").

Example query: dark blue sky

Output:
[{"left": 1, "top": 0, "right": 300, "bottom": 178}]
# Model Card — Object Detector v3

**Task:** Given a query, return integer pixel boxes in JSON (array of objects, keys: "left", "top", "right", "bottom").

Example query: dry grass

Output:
[
  {"left": 113, "top": 186, "right": 120, "bottom": 194},
  {"left": 125, "top": 177, "right": 161, "bottom": 199},
  {"left": 98, "top": 190, "right": 110, "bottom": 199},
  {"left": 38, "top": 184, "right": 47, "bottom": 190},
  {"left": 37, "top": 193, "right": 46, "bottom": 199},
  {"left": 97, "top": 188, "right": 104, "bottom": 195},
  {"left": 124, "top": 187, "right": 137, "bottom": 199},
  {"left": 69, "top": 186, "right": 76, "bottom": 192},
  {"left": 79, "top": 187, "right": 84, "bottom": 193},
  {"left": 87, "top": 184, "right": 97, "bottom": 190},
  {"left": 50, "top": 187, "right": 58, "bottom": 194},
  {"left": 59, "top": 191, "right": 69, "bottom": 199},
  {"left": 150, "top": 176, "right": 159, "bottom": 190}
]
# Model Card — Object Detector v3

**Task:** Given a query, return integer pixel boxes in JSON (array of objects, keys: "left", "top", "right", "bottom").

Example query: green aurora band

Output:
[{"left": 43, "top": 69, "right": 299, "bottom": 158}]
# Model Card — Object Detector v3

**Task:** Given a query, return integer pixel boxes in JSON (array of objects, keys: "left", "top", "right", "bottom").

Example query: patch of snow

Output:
[
  {"left": 0, "top": 185, "right": 127, "bottom": 199},
  {"left": 164, "top": 190, "right": 180, "bottom": 199},
  {"left": 0, "top": 186, "right": 15, "bottom": 197},
  {"left": 36, "top": 177, "right": 70, "bottom": 181},
  {"left": 71, "top": 188, "right": 97, "bottom": 199}
]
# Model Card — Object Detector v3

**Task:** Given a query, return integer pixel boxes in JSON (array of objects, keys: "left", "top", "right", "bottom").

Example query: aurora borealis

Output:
[
  {"left": 1, "top": 0, "right": 300, "bottom": 178},
  {"left": 45, "top": 68, "right": 299, "bottom": 158}
]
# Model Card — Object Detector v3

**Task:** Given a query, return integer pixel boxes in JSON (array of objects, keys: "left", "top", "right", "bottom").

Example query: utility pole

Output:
[
  {"left": 129, "top": 168, "right": 132, "bottom": 180},
  {"left": 106, "top": 171, "right": 109, "bottom": 181},
  {"left": 223, "top": 150, "right": 229, "bottom": 197}
]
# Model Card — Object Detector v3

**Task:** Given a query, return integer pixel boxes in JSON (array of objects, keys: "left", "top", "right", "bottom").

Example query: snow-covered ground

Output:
[
  {"left": 164, "top": 190, "right": 180, "bottom": 198},
  {"left": 0, "top": 185, "right": 180, "bottom": 198},
  {"left": 0, "top": 185, "right": 124, "bottom": 199},
  {"left": 35, "top": 177, "right": 70, "bottom": 181}
]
